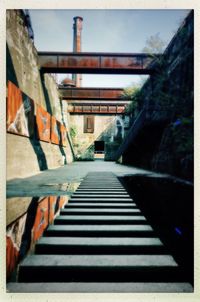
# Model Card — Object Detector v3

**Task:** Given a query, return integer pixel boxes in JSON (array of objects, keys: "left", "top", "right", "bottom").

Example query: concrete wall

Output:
[{"left": 6, "top": 10, "right": 74, "bottom": 180}]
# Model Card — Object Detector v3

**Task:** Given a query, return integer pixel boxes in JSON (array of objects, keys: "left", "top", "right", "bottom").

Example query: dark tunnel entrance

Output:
[{"left": 94, "top": 141, "right": 105, "bottom": 160}]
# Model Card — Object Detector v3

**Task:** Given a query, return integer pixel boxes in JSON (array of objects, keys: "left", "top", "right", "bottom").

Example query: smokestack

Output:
[{"left": 72, "top": 16, "right": 83, "bottom": 87}]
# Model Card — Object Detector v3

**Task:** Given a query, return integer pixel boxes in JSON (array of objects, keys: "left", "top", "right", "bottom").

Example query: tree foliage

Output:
[
  {"left": 122, "top": 84, "right": 141, "bottom": 113},
  {"left": 142, "top": 33, "right": 166, "bottom": 54},
  {"left": 122, "top": 85, "right": 140, "bottom": 100}
]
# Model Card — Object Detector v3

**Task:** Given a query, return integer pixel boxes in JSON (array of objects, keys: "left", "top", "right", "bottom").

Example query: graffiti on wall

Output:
[
  {"left": 36, "top": 105, "right": 51, "bottom": 142},
  {"left": 6, "top": 213, "right": 27, "bottom": 278},
  {"left": 51, "top": 116, "right": 61, "bottom": 145},
  {"left": 7, "top": 81, "right": 69, "bottom": 150},
  {"left": 49, "top": 196, "right": 66, "bottom": 223},
  {"left": 32, "top": 197, "right": 49, "bottom": 242},
  {"left": 60, "top": 124, "right": 68, "bottom": 147},
  {"left": 49, "top": 196, "right": 58, "bottom": 224},
  {"left": 7, "top": 81, "right": 34, "bottom": 137},
  {"left": 6, "top": 195, "right": 68, "bottom": 279},
  {"left": 59, "top": 196, "right": 67, "bottom": 208}
]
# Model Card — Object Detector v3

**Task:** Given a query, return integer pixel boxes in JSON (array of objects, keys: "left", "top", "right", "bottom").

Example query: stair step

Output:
[
  {"left": 84, "top": 175, "right": 115, "bottom": 177},
  {"left": 54, "top": 215, "right": 147, "bottom": 225},
  {"left": 65, "top": 202, "right": 137, "bottom": 208},
  {"left": 79, "top": 184, "right": 123, "bottom": 186},
  {"left": 44, "top": 224, "right": 154, "bottom": 237},
  {"left": 35, "top": 237, "right": 165, "bottom": 254},
  {"left": 72, "top": 194, "right": 131, "bottom": 198},
  {"left": 81, "top": 179, "right": 120, "bottom": 182},
  {"left": 7, "top": 282, "right": 194, "bottom": 293},
  {"left": 18, "top": 254, "right": 181, "bottom": 282},
  {"left": 60, "top": 208, "right": 141, "bottom": 215},
  {"left": 74, "top": 192, "right": 127, "bottom": 195},
  {"left": 79, "top": 184, "right": 123, "bottom": 187},
  {"left": 69, "top": 198, "right": 133, "bottom": 203},
  {"left": 79, "top": 185, "right": 123, "bottom": 191},
  {"left": 81, "top": 181, "right": 119, "bottom": 184},
  {"left": 76, "top": 189, "right": 126, "bottom": 191}
]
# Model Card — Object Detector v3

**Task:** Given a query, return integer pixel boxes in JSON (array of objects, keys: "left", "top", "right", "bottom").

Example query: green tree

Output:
[
  {"left": 122, "top": 84, "right": 141, "bottom": 114},
  {"left": 122, "top": 84, "right": 140, "bottom": 100},
  {"left": 142, "top": 33, "right": 166, "bottom": 54}
]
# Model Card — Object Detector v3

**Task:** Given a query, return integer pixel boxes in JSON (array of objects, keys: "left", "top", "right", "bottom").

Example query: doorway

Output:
[{"left": 94, "top": 141, "right": 105, "bottom": 160}]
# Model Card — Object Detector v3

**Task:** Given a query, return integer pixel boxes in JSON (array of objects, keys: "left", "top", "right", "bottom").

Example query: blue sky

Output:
[{"left": 29, "top": 9, "right": 190, "bottom": 88}]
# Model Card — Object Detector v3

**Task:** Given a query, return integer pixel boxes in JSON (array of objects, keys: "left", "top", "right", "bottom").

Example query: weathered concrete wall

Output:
[
  {"left": 7, "top": 10, "right": 45, "bottom": 109},
  {"left": 6, "top": 10, "right": 74, "bottom": 180},
  {"left": 120, "top": 11, "right": 193, "bottom": 181},
  {"left": 7, "top": 133, "right": 73, "bottom": 179}
]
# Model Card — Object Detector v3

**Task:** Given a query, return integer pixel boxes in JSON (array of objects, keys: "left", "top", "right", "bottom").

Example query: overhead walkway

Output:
[{"left": 38, "top": 52, "right": 159, "bottom": 74}]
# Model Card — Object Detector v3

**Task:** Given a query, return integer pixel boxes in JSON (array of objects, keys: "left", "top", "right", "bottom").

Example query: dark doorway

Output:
[
  {"left": 94, "top": 141, "right": 105, "bottom": 160},
  {"left": 94, "top": 141, "right": 104, "bottom": 152}
]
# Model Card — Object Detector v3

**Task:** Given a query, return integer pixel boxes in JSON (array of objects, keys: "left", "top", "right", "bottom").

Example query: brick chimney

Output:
[{"left": 72, "top": 16, "right": 83, "bottom": 87}]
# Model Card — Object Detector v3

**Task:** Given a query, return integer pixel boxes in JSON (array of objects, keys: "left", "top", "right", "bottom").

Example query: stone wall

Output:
[
  {"left": 120, "top": 10, "right": 193, "bottom": 181},
  {"left": 6, "top": 10, "right": 74, "bottom": 180}
]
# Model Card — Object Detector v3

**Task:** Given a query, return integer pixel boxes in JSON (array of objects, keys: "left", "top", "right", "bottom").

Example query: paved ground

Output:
[{"left": 7, "top": 161, "right": 169, "bottom": 197}]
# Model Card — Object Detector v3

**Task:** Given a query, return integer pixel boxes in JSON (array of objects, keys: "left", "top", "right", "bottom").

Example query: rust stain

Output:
[
  {"left": 36, "top": 105, "right": 51, "bottom": 142},
  {"left": 59, "top": 196, "right": 67, "bottom": 208},
  {"left": 7, "top": 81, "right": 34, "bottom": 137},
  {"left": 6, "top": 213, "right": 27, "bottom": 279},
  {"left": 7, "top": 81, "right": 22, "bottom": 128},
  {"left": 6, "top": 236, "right": 19, "bottom": 278},
  {"left": 51, "top": 116, "right": 61, "bottom": 145},
  {"left": 32, "top": 197, "right": 49, "bottom": 242},
  {"left": 60, "top": 124, "right": 67, "bottom": 147},
  {"left": 61, "top": 88, "right": 124, "bottom": 100},
  {"left": 49, "top": 196, "right": 57, "bottom": 224},
  {"left": 101, "top": 57, "right": 142, "bottom": 69},
  {"left": 59, "top": 56, "right": 99, "bottom": 68},
  {"left": 100, "top": 90, "right": 123, "bottom": 99},
  {"left": 39, "top": 53, "right": 155, "bottom": 73},
  {"left": 73, "top": 89, "right": 99, "bottom": 98}
]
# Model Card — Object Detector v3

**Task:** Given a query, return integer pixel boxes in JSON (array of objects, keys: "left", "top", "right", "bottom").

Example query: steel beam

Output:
[
  {"left": 59, "top": 87, "right": 127, "bottom": 100},
  {"left": 68, "top": 104, "right": 126, "bottom": 114},
  {"left": 66, "top": 101, "right": 130, "bottom": 105},
  {"left": 38, "top": 52, "right": 159, "bottom": 74}
]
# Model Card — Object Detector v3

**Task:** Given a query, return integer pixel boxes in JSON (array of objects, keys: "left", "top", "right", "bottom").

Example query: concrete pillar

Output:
[{"left": 72, "top": 16, "right": 83, "bottom": 87}]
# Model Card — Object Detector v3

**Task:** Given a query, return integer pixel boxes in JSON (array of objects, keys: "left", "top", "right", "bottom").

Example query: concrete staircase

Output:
[{"left": 7, "top": 172, "right": 193, "bottom": 292}]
